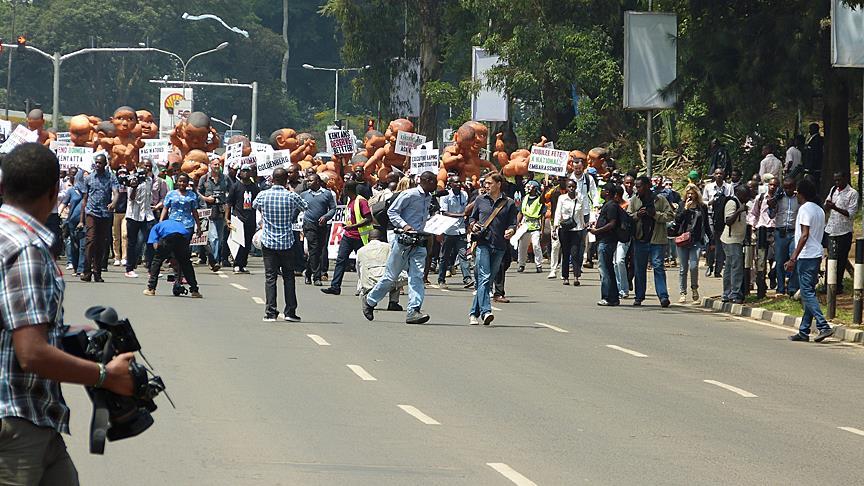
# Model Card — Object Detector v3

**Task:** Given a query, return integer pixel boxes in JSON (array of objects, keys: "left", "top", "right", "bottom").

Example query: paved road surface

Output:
[{"left": 60, "top": 261, "right": 864, "bottom": 485}]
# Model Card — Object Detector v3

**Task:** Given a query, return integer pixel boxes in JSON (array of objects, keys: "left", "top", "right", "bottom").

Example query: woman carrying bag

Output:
[
  {"left": 672, "top": 183, "right": 712, "bottom": 302},
  {"left": 553, "top": 180, "right": 585, "bottom": 286}
]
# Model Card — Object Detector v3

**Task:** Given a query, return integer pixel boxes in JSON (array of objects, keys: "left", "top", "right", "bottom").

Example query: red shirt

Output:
[{"left": 344, "top": 197, "right": 371, "bottom": 240}]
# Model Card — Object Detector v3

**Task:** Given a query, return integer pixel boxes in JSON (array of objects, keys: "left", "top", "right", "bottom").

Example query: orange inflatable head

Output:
[
  {"left": 68, "top": 115, "right": 95, "bottom": 148},
  {"left": 136, "top": 110, "right": 158, "bottom": 139},
  {"left": 269, "top": 128, "right": 299, "bottom": 151},
  {"left": 26, "top": 109, "right": 45, "bottom": 131}
]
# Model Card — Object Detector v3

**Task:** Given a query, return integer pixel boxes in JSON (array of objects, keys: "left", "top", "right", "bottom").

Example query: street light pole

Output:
[
  {"left": 181, "top": 42, "right": 229, "bottom": 88},
  {"left": 302, "top": 63, "right": 370, "bottom": 124},
  {"left": 4, "top": 1, "right": 17, "bottom": 119},
  {"left": 334, "top": 69, "right": 339, "bottom": 121}
]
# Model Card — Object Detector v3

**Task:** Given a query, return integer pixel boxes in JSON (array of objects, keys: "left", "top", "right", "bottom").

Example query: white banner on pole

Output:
[
  {"left": 0, "top": 125, "right": 38, "bottom": 153},
  {"left": 623, "top": 12, "right": 678, "bottom": 110},
  {"left": 410, "top": 147, "right": 440, "bottom": 175},
  {"left": 832, "top": 0, "right": 864, "bottom": 67},
  {"left": 394, "top": 132, "right": 427, "bottom": 156},
  {"left": 528, "top": 146, "right": 569, "bottom": 176},
  {"left": 471, "top": 47, "right": 508, "bottom": 122},
  {"left": 139, "top": 139, "right": 171, "bottom": 165}
]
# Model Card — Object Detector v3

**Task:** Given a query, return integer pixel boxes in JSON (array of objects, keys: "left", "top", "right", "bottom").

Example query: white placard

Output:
[
  {"left": 623, "top": 11, "right": 677, "bottom": 109},
  {"left": 254, "top": 150, "right": 291, "bottom": 177},
  {"left": 0, "top": 125, "right": 38, "bottom": 153},
  {"left": 471, "top": 47, "right": 508, "bottom": 122},
  {"left": 394, "top": 132, "right": 427, "bottom": 156},
  {"left": 251, "top": 142, "right": 273, "bottom": 154},
  {"left": 225, "top": 142, "right": 243, "bottom": 164},
  {"left": 49, "top": 140, "right": 72, "bottom": 152},
  {"left": 54, "top": 146, "right": 94, "bottom": 171},
  {"left": 56, "top": 132, "right": 71, "bottom": 143},
  {"left": 528, "top": 146, "right": 569, "bottom": 177},
  {"left": 0, "top": 120, "right": 11, "bottom": 141},
  {"left": 832, "top": 0, "right": 864, "bottom": 67},
  {"left": 139, "top": 139, "right": 170, "bottom": 165},
  {"left": 423, "top": 214, "right": 460, "bottom": 235},
  {"left": 326, "top": 130, "right": 354, "bottom": 155},
  {"left": 228, "top": 215, "right": 246, "bottom": 258},
  {"left": 326, "top": 205, "right": 348, "bottom": 259},
  {"left": 409, "top": 147, "right": 440, "bottom": 175},
  {"left": 190, "top": 208, "right": 211, "bottom": 246}
]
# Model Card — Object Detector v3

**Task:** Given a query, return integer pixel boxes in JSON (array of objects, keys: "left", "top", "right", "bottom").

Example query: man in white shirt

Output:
[
  {"left": 748, "top": 175, "right": 777, "bottom": 298},
  {"left": 824, "top": 171, "right": 859, "bottom": 292},
  {"left": 702, "top": 168, "right": 733, "bottom": 277},
  {"left": 787, "top": 179, "right": 833, "bottom": 342},
  {"left": 758, "top": 144, "right": 783, "bottom": 181},
  {"left": 785, "top": 135, "right": 803, "bottom": 177}
]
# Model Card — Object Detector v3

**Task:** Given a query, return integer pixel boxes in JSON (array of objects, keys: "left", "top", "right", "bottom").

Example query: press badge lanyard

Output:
[{"left": 0, "top": 212, "right": 63, "bottom": 277}]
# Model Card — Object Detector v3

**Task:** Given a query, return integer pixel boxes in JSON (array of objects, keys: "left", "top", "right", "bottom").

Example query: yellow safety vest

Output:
[{"left": 353, "top": 195, "right": 373, "bottom": 245}]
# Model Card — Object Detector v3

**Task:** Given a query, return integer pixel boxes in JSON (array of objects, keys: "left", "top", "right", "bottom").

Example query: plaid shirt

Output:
[
  {"left": 253, "top": 185, "right": 307, "bottom": 250},
  {"left": 0, "top": 205, "right": 70, "bottom": 434}
]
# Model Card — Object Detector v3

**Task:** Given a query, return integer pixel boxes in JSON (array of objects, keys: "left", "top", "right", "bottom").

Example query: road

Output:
[{"left": 60, "top": 260, "right": 864, "bottom": 485}]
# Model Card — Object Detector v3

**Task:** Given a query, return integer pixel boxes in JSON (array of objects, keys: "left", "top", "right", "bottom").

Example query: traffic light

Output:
[{"left": 16, "top": 35, "right": 26, "bottom": 52}]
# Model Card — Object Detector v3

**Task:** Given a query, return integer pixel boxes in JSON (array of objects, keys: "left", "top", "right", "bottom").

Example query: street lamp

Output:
[
  {"left": 180, "top": 42, "right": 229, "bottom": 88},
  {"left": 302, "top": 63, "right": 370, "bottom": 121},
  {"left": 211, "top": 114, "right": 237, "bottom": 130},
  {"left": 4, "top": 0, "right": 33, "bottom": 119}
]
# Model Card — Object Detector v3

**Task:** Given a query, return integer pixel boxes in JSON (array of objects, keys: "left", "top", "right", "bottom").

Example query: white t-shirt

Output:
[{"left": 795, "top": 201, "right": 825, "bottom": 259}]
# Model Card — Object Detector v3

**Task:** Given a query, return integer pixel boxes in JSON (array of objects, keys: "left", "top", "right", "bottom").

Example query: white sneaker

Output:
[
  {"left": 546, "top": 272, "right": 556, "bottom": 279},
  {"left": 469, "top": 315, "right": 480, "bottom": 325},
  {"left": 262, "top": 316, "right": 277, "bottom": 322},
  {"left": 678, "top": 294, "right": 687, "bottom": 304},
  {"left": 481, "top": 312, "right": 495, "bottom": 325},
  {"left": 234, "top": 266, "right": 241, "bottom": 274},
  {"left": 438, "top": 282, "right": 448, "bottom": 290},
  {"left": 112, "top": 259, "right": 121, "bottom": 266},
  {"left": 65, "top": 263, "right": 73, "bottom": 270},
  {"left": 120, "top": 259, "right": 127, "bottom": 266},
  {"left": 125, "top": 271, "right": 138, "bottom": 278}
]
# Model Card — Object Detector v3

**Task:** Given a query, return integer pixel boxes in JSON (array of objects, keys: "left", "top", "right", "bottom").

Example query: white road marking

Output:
[
  {"left": 252, "top": 297, "right": 265, "bottom": 304},
  {"left": 307, "top": 334, "right": 330, "bottom": 346},
  {"left": 440, "top": 288, "right": 451, "bottom": 292},
  {"left": 218, "top": 274, "right": 229, "bottom": 279},
  {"left": 346, "top": 364, "right": 377, "bottom": 381},
  {"left": 703, "top": 380, "right": 758, "bottom": 398},
  {"left": 397, "top": 405, "right": 440, "bottom": 425},
  {"left": 491, "top": 306, "right": 502, "bottom": 311},
  {"left": 606, "top": 344, "right": 648, "bottom": 358},
  {"left": 536, "top": 322, "right": 569, "bottom": 333},
  {"left": 838, "top": 426, "right": 864, "bottom": 437},
  {"left": 486, "top": 463, "right": 538, "bottom": 486},
  {"left": 230, "top": 283, "right": 248, "bottom": 291}
]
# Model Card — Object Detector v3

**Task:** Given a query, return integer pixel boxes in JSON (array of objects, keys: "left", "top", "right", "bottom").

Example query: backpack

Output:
[
  {"left": 710, "top": 190, "right": 731, "bottom": 230},
  {"left": 370, "top": 192, "right": 394, "bottom": 227},
  {"left": 615, "top": 205, "right": 634, "bottom": 243}
]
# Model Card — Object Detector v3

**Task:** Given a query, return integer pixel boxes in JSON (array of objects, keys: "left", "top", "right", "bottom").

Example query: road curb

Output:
[{"left": 693, "top": 297, "right": 864, "bottom": 344}]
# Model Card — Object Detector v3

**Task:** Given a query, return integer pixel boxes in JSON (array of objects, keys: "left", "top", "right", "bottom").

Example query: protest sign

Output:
[
  {"left": 0, "top": 120, "right": 11, "bottom": 141},
  {"left": 409, "top": 147, "right": 440, "bottom": 175},
  {"left": 327, "top": 205, "right": 348, "bottom": 259},
  {"left": 528, "top": 145, "right": 569, "bottom": 177},
  {"left": 326, "top": 129, "right": 355, "bottom": 155},
  {"left": 0, "top": 125, "right": 38, "bottom": 153},
  {"left": 394, "top": 131, "right": 427, "bottom": 156},
  {"left": 251, "top": 142, "right": 273, "bottom": 154},
  {"left": 225, "top": 142, "right": 243, "bottom": 164},
  {"left": 254, "top": 150, "right": 291, "bottom": 177},
  {"left": 139, "top": 139, "right": 171, "bottom": 165},
  {"left": 49, "top": 141, "right": 72, "bottom": 152},
  {"left": 423, "top": 214, "right": 460, "bottom": 235},
  {"left": 190, "top": 209, "right": 211, "bottom": 246},
  {"left": 56, "top": 132, "right": 71, "bottom": 143},
  {"left": 55, "top": 146, "right": 94, "bottom": 171},
  {"left": 235, "top": 154, "right": 258, "bottom": 171}
]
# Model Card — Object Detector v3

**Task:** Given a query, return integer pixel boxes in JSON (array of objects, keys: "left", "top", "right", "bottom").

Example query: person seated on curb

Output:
[{"left": 356, "top": 229, "right": 405, "bottom": 311}]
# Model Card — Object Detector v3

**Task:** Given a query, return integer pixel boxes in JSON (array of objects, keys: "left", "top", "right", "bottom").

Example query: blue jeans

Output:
[
  {"left": 722, "top": 242, "right": 744, "bottom": 302},
  {"left": 598, "top": 240, "right": 620, "bottom": 303},
  {"left": 470, "top": 245, "right": 504, "bottom": 316},
  {"left": 207, "top": 218, "right": 226, "bottom": 266},
  {"left": 774, "top": 231, "right": 799, "bottom": 294},
  {"left": 676, "top": 244, "right": 702, "bottom": 293},
  {"left": 614, "top": 240, "right": 630, "bottom": 295},
  {"left": 330, "top": 236, "right": 364, "bottom": 289},
  {"left": 438, "top": 234, "right": 471, "bottom": 284},
  {"left": 797, "top": 257, "right": 830, "bottom": 335},
  {"left": 366, "top": 239, "right": 427, "bottom": 314},
  {"left": 633, "top": 240, "right": 669, "bottom": 302}
]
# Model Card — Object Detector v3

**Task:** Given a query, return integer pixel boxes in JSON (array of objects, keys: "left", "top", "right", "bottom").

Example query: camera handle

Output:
[{"left": 89, "top": 390, "right": 110, "bottom": 454}]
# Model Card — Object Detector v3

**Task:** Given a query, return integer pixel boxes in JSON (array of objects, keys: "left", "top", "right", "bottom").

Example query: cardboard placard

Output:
[
  {"left": 139, "top": 139, "right": 171, "bottom": 165},
  {"left": 55, "top": 146, "right": 94, "bottom": 171},
  {"left": 225, "top": 142, "right": 243, "bottom": 165},
  {"left": 56, "top": 132, "right": 71, "bottom": 143},
  {"left": 0, "top": 120, "right": 12, "bottom": 142},
  {"left": 251, "top": 142, "right": 273, "bottom": 154},
  {"left": 190, "top": 209, "right": 211, "bottom": 246},
  {"left": 394, "top": 131, "right": 427, "bottom": 156},
  {"left": 409, "top": 147, "right": 440, "bottom": 175},
  {"left": 528, "top": 146, "right": 569, "bottom": 177},
  {"left": 254, "top": 150, "right": 291, "bottom": 177},
  {"left": 327, "top": 205, "right": 348, "bottom": 259},
  {"left": 326, "top": 129, "right": 355, "bottom": 155},
  {"left": 0, "top": 125, "right": 38, "bottom": 153}
]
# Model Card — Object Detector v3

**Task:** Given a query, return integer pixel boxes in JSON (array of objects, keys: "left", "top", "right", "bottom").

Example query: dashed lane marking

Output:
[
  {"left": 230, "top": 283, "right": 248, "bottom": 291},
  {"left": 838, "top": 426, "right": 864, "bottom": 437},
  {"left": 307, "top": 334, "right": 330, "bottom": 346},
  {"left": 346, "top": 364, "right": 377, "bottom": 381},
  {"left": 218, "top": 274, "right": 229, "bottom": 279},
  {"left": 536, "top": 322, "right": 569, "bottom": 333},
  {"left": 606, "top": 344, "right": 648, "bottom": 358},
  {"left": 486, "top": 463, "right": 538, "bottom": 486},
  {"left": 491, "top": 306, "right": 502, "bottom": 311},
  {"left": 703, "top": 379, "right": 758, "bottom": 398},
  {"left": 252, "top": 297, "right": 264, "bottom": 304},
  {"left": 397, "top": 405, "right": 441, "bottom": 425}
]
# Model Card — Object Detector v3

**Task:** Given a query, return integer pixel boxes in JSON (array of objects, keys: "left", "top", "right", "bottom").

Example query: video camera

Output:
[
  {"left": 117, "top": 168, "right": 148, "bottom": 187},
  {"left": 63, "top": 306, "right": 169, "bottom": 454}
]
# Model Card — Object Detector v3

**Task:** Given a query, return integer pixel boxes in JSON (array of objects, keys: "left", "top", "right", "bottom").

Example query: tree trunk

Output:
[
  {"left": 280, "top": 0, "right": 290, "bottom": 92},
  {"left": 540, "top": 77, "right": 559, "bottom": 141},
  {"left": 416, "top": 0, "right": 442, "bottom": 141},
  {"left": 822, "top": 65, "right": 851, "bottom": 196}
]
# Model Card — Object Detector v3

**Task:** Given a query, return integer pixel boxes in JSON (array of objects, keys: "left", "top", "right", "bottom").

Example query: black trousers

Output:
[
  {"left": 263, "top": 246, "right": 298, "bottom": 318},
  {"left": 558, "top": 229, "right": 585, "bottom": 280},
  {"left": 304, "top": 224, "right": 328, "bottom": 280},
  {"left": 125, "top": 218, "right": 149, "bottom": 272},
  {"left": 829, "top": 232, "right": 854, "bottom": 290},
  {"left": 494, "top": 246, "right": 513, "bottom": 297},
  {"left": 83, "top": 215, "right": 112, "bottom": 278},
  {"left": 147, "top": 233, "right": 198, "bottom": 292}
]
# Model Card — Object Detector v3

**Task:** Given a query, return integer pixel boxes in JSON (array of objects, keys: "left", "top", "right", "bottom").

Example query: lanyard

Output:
[{"left": 0, "top": 212, "right": 63, "bottom": 277}]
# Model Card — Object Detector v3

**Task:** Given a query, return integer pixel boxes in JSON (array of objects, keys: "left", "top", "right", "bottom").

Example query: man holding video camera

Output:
[{"left": 0, "top": 143, "right": 134, "bottom": 485}]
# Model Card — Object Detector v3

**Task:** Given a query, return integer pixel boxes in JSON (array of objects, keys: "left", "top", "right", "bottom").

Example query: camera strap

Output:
[
  {"left": 0, "top": 212, "right": 62, "bottom": 277},
  {"left": 480, "top": 197, "right": 507, "bottom": 229}
]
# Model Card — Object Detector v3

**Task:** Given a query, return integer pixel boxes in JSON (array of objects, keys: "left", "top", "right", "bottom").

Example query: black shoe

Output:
[
  {"left": 321, "top": 287, "right": 341, "bottom": 295},
  {"left": 94, "top": 275, "right": 104, "bottom": 283},
  {"left": 632, "top": 300, "right": 642, "bottom": 307},
  {"left": 814, "top": 328, "right": 834, "bottom": 343},
  {"left": 660, "top": 298, "right": 671, "bottom": 308},
  {"left": 517, "top": 266, "right": 525, "bottom": 273},
  {"left": 387, "top": 302, "right": 403, "bottom": 311},
  {"left": 313, "top": 280, "right": 323, "bottom": 287},
  {"left": 283, "top": 314, "right": 302, "bottom": 322},
  {"left": 406, "top": 311, "right": 430, "bottom": 324},
  {"left": 362, "top": 299, "right": 375, "bottom": 321},
  {"left": 788, "top": 333, "right": 809, "bottom": 342},
  {"left": 80, "top": 274, "right": 92, "bottom": 282},
  {"left": 463, "top": 280, "right": 475, "bottom": 289},
  {"left": 705, "top": 268, "right": 713, "bottom": 277},
  {"left": 304, "top": 276, "right": 312, "bottom": 285}
]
